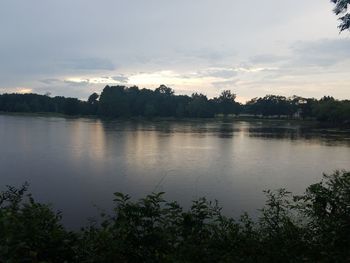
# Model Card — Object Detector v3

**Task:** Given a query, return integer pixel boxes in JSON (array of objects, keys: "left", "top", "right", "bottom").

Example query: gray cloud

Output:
[
  {"left": 40, "top": 79, "right": 61, "bottom": 85},
  {"left": 184, "top": 68, "right": 238, "bottom": 79},
  {"left": 207, "top": 69, "right": 237, "bottom": 79},
  {"left": 111, "top": 75, "right": 129, "bottom": 83},
  {"left": 0, "top": 0, "right": 349, "bottom": 100},
  {"left": 64, "top": 79, "right": 90, "bottom": 86},
  {"left": 60, "top": 58, "right": 115, "bottom": 71},
  {"left": 250, "top": 54, "right": 288, "bottom": 64},
  {"left": 290, "top": 38, "right": 350, "bottom": 67},
  {"left": 212, "top": 79, "right": 239, "bottom": 88}
]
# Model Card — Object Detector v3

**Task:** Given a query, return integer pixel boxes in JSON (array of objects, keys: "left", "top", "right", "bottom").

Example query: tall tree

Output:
[
  {"left": 98, "top": 86, "right": 130, "bottom": 117},
  {"left": 215, "top": 90, "right": 240, "bottom": 116}
]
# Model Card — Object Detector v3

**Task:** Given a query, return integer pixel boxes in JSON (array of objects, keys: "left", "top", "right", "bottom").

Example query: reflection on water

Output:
[
  {"left": 1, "top": 115, "right": 350, "bottom": 228},
  {"left": 247, "top": 125, "right": 350, "bottom": 146}
]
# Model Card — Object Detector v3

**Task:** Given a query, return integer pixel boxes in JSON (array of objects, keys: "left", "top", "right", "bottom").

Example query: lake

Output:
[{"left": 1, "top": 114, "right": 350, "bottom": 228}]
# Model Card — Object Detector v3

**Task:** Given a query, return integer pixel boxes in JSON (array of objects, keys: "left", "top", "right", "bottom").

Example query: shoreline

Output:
[{"left": 0, "top": 111, "right": 345, "bottom": 128}]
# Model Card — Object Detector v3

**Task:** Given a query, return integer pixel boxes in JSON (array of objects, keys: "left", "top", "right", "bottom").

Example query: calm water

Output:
[{"left": 1, "top": 114, "right": 350, "bottom": 228}]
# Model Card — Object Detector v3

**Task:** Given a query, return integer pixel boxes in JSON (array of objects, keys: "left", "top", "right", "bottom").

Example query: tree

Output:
[
  {"left": 87, "top": 93, "right": 100, "bottom": 115},
  {"left": 64, "top": 98, "right": 80, "bottom": 115},
  {"left": 187, "top": 93, "right": 214, "bottom": 118},
  {"left": 88, "top": 93, "right": 99, "bottom": 104},
  {"left": 331, "top": 0, "right": 350, "bottom": 31},
  {"left": 98, "top": 86, "right": 130, "bottom": 117},
  {"left": 155, "top": 85, "right": 174, "bottom": 96},
  {"left": 243, "top": 95, "right": 295, "bottom": 117},
  {"left": 144, "top": 103, "right": 156, "bottom": 118},
  {"left": 215, "top": 90, "right": 240, "bottom": 116},
  {"left": 218, "top": 90, "right": 237, "bottom": 102}
]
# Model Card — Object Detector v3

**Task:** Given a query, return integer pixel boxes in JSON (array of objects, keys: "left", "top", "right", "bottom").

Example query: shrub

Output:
[{"left": 1, "top": 171, "right": 350, "bottom": 262}]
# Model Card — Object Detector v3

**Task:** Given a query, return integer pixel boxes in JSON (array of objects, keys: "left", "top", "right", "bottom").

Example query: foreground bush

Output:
[{"left": 1, "top": 171, "right": 350, "bottom": 262}]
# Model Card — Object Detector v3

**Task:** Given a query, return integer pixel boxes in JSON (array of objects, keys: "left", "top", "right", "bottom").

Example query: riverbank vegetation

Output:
[
  {"left": 1, "top": 85, "right": 350, "bottom": 124},
  {"left": 1, "top": 170, "right": 350, "bottom": 262}
]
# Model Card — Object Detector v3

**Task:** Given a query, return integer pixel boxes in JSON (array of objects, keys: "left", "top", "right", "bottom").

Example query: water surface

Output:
[{"left": 1, "top": 114, "right": 350, "bottom": 228}]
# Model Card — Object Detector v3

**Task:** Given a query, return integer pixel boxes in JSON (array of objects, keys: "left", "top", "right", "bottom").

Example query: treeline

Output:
[
  {"left": 0, "top": 93, "right": 92, "bottom": 116},
  {"left": 1, "top": 170, "right": 350, "bottom": 262},
  {"left": 245, "top": 95, "right": 350, "bottom": 124},
  {"left": 0, "top": 85, "right": 240, "bottom": 118},
  {"left": 0, "top": 85, "right": 350, "bottom": 124}
]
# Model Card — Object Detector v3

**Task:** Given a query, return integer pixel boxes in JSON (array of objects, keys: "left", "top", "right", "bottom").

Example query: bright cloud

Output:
[{"left": 17, "top": 88, "right": 33, "bottom": 94}]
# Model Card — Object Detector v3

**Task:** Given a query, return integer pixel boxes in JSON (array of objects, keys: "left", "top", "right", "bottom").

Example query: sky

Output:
[{"left": 0, "top": 0, "right": 349, "bottom": 103}]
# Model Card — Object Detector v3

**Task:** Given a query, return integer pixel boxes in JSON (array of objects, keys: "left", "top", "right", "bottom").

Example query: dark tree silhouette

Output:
[
  {"left": 214, "top": 90, "right": 241, "bottom": 116},
  {"left": 155, "top": 84, "right": 175, "bottom": 96},
  {"left": 187, "top": 93, "right": 214, "bottom": 118},
  {"left": 98, "top": 86, "right": 131, "bottom": 117},
  {"left": 88, "top": 93, "right": 99, "bottom": 104},
  {"left": 0, "top": 87, "right": 349, "bottom": 124}
]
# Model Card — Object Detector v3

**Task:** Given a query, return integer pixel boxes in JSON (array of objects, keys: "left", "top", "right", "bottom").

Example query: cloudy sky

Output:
[{"left": 0, "top": 0, "right": 349, "bottom": 102}]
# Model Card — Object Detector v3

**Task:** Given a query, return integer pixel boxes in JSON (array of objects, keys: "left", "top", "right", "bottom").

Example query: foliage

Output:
[
  {"left": 294, "top": 170, "right": 350, "bottom": 261},
  {"left": 187, "top": 93, "right": 213, "bottom": 118},
  {"left": 244, "top": 95, "right": 350, "bottom": 124},
  {"left": 0, "top": 93, "right": 90, "bottom": 116},
  {"left": 1, "top": 88, "right": 350, "bottom": 124},
  {"left": 245, "top": 95, "right": 296, "bottom": 117},
  {"left": 0, "top": 86, "right": 241, "bottom": 119},
  {"left": 213, "top": 90, "right": 241, "bottom": 116},
  {"left": 311, "top": 96, "right": 350, "bottom": 124},
  {"left": 331, "top": 0, "right": 350, "bottom": 31},
  {"left": 1, "top": 171, "right": 350, "bottom": 262},
  {"left": 0, "top": 183, "right": 76, "bottom": 262}
]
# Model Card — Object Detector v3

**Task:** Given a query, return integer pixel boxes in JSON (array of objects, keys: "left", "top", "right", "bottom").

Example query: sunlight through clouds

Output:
[
  {"left": 18, "top": 88, "right": 33, "bottom": 94},
  {"left": 128, "top": 70, "right": 211, "bottom": 87}
]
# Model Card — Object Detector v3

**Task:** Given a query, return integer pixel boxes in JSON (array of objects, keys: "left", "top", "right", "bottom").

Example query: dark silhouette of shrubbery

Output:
[{"left": 1, "top": 171, "right": 350, "bottom": 262}]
